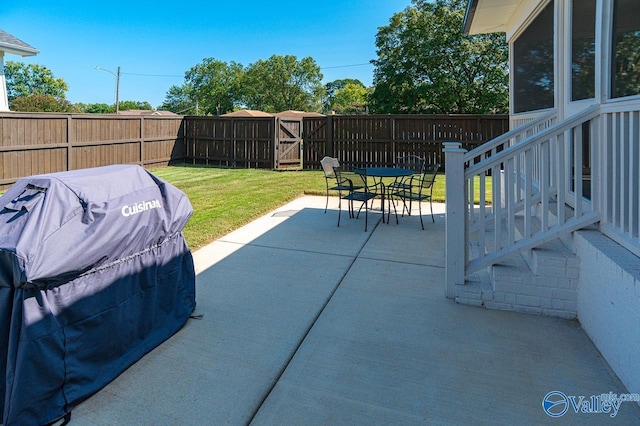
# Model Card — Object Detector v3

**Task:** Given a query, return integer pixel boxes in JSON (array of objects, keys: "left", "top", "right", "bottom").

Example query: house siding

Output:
[{"left": 575, "top": 229, "right": 640, "bottom": 399}]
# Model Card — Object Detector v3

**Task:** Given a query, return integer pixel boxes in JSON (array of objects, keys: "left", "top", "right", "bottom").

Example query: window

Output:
[
  {"left": 612, "top": 0, "right": 640, "bottom": 98},
  {"left": 513, "top": 1, "right": 555, "bottom": 113},
  {"left": 571, "top": 0, "right": 596, "bottom": 101}
]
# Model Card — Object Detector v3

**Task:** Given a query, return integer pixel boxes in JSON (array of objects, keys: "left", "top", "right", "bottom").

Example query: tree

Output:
[
  {"left": 75, "top": 103, "right": 115, "bottom": 114},
  {"left": 164, "top": 55, "right": 325, "bottom": 115},
  {"left": 184, "top": 58, "right": 244, "bottom": 115},
  {"left": 5, "top": 61, "right": 68, "bottom": 102},
  {"left": 118, "top": 100, "right": 153, "bottom": 111},
  {"left": 241, "top": 55, "right": 324, "bottom": 113},
  {"left": 323, "top": 78, "right": 365, "bottom": 112},
  {"left": 74, "top": 101, "right": 151, "bottom": 114},
  {"left": 11, "top": 94, "right": 78, "bottom": 112},
  {"left": 370, "top": 0, "right": 508, "bottom": 114},
  {"left": 159, "top": 85, "right": 195, "bottom": 114},
  {"left": 330, "top": 82, "right": 369, "bottom": 114}
]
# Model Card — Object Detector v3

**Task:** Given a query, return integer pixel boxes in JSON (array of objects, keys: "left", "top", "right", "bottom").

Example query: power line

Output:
[
  {"left": 320, "top": 63, "right": 373, "bottom": 69},
  {"left": 121, "top": 72, "right": 183, "bottom": 78}
]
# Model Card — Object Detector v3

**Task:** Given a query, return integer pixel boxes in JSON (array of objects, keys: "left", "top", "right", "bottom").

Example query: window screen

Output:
[
  {"left": 571, "top": 0, "right": 596, "bottom": 101},
  {"left": 612, "top": 0, "right": 640, "bottom": 98},
  {"left": 513, "top": 1, "right": 555, "bottom": 113}
]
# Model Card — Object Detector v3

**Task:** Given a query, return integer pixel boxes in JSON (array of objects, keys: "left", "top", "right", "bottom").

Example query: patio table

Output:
[{"left": 354, "top": 167, "right": 413, "bottom": 223}]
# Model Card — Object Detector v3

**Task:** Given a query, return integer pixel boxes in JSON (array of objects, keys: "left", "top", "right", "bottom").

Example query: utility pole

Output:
[
  {"left": 95, "top": 66, "right": 121, "bottom": 114},
  {"left": 115, "top": 66, "right": 120, "bottom": 114}
]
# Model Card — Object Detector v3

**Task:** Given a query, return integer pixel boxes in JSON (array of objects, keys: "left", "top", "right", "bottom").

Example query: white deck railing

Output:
[
  {"left": 463, "top": 110, "right": 557, "bottom": 167},
  {"left": 445, "top": 106, "right": 604, "bottom": 297},
  {"left": 598, "top": 102, "right": 640, "bottom": 258}
]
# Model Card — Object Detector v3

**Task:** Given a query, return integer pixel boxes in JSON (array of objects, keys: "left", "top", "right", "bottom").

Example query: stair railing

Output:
[
  {"left": 464, "top": 110, "right": 557, "bottom": 168},
  {"left": 597, "top": 102, "right": 640, "bottom": 258},
  {"left": 445, "top": 105, "right": 601, "bottom": 297}
]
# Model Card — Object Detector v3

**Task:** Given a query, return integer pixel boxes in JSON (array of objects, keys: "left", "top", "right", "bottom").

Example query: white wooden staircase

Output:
[
  {"left": 444, "top": 107, "right": 603, "bottom": 317},
  {"left": 457, "top": 208, "right": 584, "bottom": 319}
]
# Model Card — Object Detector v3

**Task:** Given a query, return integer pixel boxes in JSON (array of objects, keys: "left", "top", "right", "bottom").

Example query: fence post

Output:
[
  {"left": 139, "top": 116, "right": 145, "bottom": 167},
  {"left": 443, "top": 142, "right": 467, "bottom": 299},
  {"left": 274, "top": 117, "right": 279, "bottom": 169},
  {"left": 67, "top": 115, "right": 75, "bottom": 171}
]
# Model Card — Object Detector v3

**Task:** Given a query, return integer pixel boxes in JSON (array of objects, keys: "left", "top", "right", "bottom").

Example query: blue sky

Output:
[{"left": 2, "top": 1, "right": 411, "bottom": 109}]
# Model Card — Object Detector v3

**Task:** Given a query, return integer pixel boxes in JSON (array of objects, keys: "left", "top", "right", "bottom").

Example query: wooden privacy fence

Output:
[
  {"left": 184, "top": 114, "right": 509, "bottom": 171},
  {"left": 184, "top": 116, "right": 276, "bottom": 168},
  {"left": 1, "top": 112, "right": 508, "bottom": 191},
  {"left": 0, "top": 112, "right": 185, "bottom": 190},
  {"left": 302, "top": 115, "right": 509, "bottom": 170},
  {"left": 183, "top": 115, "right": 304, "bottom": 169}
]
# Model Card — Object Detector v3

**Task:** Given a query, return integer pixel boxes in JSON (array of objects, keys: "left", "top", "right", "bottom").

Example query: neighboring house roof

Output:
[
  {"left": 222, "top": 110, "right": 324, "bottom": 118},
  {"left": 463, "top": 0, "right": 523, "bottom": 35},
  {"left": 275, "top": 110, "right": 324, "bottom": 118},
  {"left": 0, "top": 28, "right": 39, "bottom": 56},
  {"left": 118, "top": 109, "right": 179, "bottom": 116},
  {"left": 222, "top": 109, "right": 273, "bottom": 117}
]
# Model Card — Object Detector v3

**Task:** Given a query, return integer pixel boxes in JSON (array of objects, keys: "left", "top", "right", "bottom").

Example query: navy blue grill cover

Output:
[{"left": 0, "top": 165, "right": 196, "bottom": 425}]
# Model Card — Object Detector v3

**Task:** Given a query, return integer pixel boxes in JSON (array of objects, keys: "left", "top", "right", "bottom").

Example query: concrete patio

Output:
[{"left": 71, "top": 196, "right": 639, "bottom": 425}]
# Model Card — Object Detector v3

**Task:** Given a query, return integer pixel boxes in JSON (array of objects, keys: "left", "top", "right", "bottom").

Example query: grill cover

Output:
[{"left": 0, "top": 165, "right": 196, "bottom": 425}]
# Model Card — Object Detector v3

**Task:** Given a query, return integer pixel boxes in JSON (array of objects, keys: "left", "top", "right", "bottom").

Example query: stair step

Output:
[
  {"left": 512, "top": 215, "right": 580, "bottom": 276},
  {"left": 460, "top": 215, "right": 580, "bottom": 319},
  {"left": 459, "top": 183, "right": 594, "bottom": 318}
]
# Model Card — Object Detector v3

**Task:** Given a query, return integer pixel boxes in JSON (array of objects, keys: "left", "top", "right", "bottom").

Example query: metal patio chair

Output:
[
  {"left": 321, "top": 156, "right": 376, "bottom": 231},
  {"left": 335, "top": 167, "right": 377, "bottom": 231},
  {"left": 320, "top": 156, "right": 363, "bottom": 214},
  {"left": 390, "top": 155, "right": 426, "bottom": 191},
  {"left": 390, "top": 163, "right": 440, "bottom": 230},
  {"left": 385, "top": 155, "right": 426, "bottom": 223}
]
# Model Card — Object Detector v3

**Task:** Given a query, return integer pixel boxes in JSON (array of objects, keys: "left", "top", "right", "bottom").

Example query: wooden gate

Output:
[{"left": 276, "top": 117, "right": 302, "bottom": 169}]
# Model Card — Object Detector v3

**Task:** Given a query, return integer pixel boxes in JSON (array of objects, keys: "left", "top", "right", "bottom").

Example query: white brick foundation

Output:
[
  {"left": 455, "top": 240, "right": 579, "bottom": 319},
  {"left": 575, "top": 230, "right": 640, "bottom": 404}
]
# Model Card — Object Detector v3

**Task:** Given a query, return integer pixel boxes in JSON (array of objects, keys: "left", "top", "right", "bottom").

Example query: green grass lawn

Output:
[
  {"left": 150, "top": 164, "right": 466, "bottom": 251},
  {"left": 151, "top": 165, "right": 331, "bottom": 250}
]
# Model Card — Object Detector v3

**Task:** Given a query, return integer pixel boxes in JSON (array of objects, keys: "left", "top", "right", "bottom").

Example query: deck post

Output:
[{"left": 443, "top": 142, "right": 467, "bottom": 299}]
